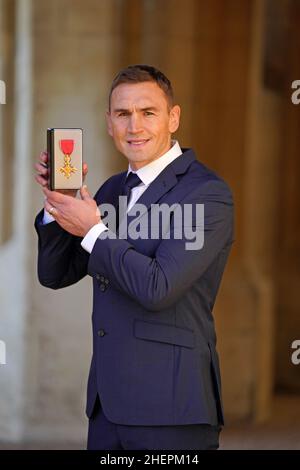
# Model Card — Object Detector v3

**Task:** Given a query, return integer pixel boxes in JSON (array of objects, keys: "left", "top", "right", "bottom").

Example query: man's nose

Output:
[{"left": 127, "top": 113, "right": 143, "bottom": 133}]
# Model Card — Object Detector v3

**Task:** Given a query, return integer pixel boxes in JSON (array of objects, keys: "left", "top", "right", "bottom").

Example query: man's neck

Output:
[{"left": 129, "top": 141, "right": 173, "bottom": 172}]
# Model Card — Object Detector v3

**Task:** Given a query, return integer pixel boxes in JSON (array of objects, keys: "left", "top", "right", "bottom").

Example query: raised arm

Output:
[{"left": 87, "top": 180, "right": 234, "bottom": 311}]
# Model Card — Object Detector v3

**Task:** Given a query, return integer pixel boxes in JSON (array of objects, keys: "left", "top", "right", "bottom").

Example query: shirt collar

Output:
[{"left": 127, "top": 140, "right": 182, "bottom": 186}]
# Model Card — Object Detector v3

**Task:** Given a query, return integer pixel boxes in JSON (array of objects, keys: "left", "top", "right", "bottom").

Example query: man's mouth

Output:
[{"left": 127, "top": 139, "right": 150, "bottom": 147}]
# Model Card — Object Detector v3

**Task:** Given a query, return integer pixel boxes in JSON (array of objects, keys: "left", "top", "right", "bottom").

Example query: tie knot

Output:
[{"left": 124, "top": 172, "right": 142, "bottom": 190}]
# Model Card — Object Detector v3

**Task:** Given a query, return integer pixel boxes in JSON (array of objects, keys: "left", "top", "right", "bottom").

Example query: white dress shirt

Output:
[{"left": 43, "top": 140, "right": 182, "bottom": 253}]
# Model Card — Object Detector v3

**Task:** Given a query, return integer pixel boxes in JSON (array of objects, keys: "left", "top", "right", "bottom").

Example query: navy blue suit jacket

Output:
[{"left": 34, "top": 148, "right": 234, "bottom": 426}]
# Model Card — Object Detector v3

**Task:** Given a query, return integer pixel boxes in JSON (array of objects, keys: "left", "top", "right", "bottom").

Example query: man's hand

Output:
[{"left": 43, "top": 185, "right": 101, "bottom": 237}]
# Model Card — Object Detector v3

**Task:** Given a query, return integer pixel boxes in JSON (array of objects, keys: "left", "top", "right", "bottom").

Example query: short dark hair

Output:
[{"left": 108, "top": 64, "right": 174, "bottom": 111}]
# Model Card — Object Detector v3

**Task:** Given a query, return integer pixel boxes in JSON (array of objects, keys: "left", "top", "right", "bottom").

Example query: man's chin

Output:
[{"left": 123, "top": 147, "right": 153, "bottom": 161}]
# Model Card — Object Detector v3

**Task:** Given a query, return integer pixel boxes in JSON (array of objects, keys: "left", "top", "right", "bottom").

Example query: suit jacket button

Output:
[
  {"left": 98, "top": 329, "right": 106, "bottom": 337},
  {"left": 100, "top": 275, "right": 105, "bottom": 282},
  {"left": 104, "top": 278, "right": 109, "bottom": 285},
  {"left": 99, "top": 284, "right": 106, "bottom": 292}
]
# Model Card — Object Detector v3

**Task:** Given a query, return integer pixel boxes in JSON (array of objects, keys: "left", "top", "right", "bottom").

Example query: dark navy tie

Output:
[
  {"left": 122, "top": 172, "right": 142, "bottom": 198},
  {"left": 116, "top": 172, "right": 142, "bottom": 231}
]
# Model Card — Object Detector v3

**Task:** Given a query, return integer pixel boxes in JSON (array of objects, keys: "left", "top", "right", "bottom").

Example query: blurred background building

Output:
[{"left": 0, "top": 0, "right": 299, "bottom": 449}]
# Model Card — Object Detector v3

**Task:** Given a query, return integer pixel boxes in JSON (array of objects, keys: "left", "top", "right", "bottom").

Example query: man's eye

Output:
[
  {"left": 144, "top": 111, "right": 154, "bottom": 116},
  {"left": 118, "top": 112, "right": 128, "bottom": 117}
]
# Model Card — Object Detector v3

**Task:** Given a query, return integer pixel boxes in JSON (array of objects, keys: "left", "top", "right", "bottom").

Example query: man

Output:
[{"left": 34, "top": 64, "right": 234, "bottom": 450}]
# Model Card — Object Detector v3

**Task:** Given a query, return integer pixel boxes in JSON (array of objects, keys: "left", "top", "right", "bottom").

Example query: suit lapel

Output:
[{"left": 118, "top": 148, "right": 196, "bottom": 237}]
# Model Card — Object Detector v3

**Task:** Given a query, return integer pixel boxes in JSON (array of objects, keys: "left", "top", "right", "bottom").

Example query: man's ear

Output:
[
  {"left": 169, "top": 105, "right": 181, "bottom": 134},
  {"left": 106, "top": 110, "right": 113, "bottom": 137}
]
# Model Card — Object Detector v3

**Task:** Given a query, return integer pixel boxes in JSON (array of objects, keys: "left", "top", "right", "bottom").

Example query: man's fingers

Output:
[
  {"left": 80, "top": 184, "right": 92, "bottom": 200},
  {"left": 42, "top": 189, "right": 72, "bottom": 212},
  {"left": 82, "top": 163, "right": 88, "bottom": 183},
  {"left": 35, "top": 162, "right": 48, "bottom": 175},
  {"left": 44, "top": 199, "right": 58, "bottom": 216},
  {"left": 42, "top": 186, "right": 69, "bottom": 204},
  {"left": 35, "top": 174, "right": 48, "bottom": 186},
  {"left": 42, "top": 187, "right": 52, "bottom": 199},
  {"left": 34, "top": 152, "right": 49, "bottom": 189},
  {"left": 40, "top": 151, "right": 48, "bottom": 163}
]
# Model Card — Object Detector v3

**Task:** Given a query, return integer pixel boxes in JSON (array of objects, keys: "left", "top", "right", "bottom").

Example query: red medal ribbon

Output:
[{"left": 60, "top": 139, "right": 74, "bottom": 155}]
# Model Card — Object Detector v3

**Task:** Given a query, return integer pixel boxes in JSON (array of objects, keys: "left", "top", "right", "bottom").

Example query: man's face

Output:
[{"left": 106, "top": 81, "right": 180, "bottom": 170}]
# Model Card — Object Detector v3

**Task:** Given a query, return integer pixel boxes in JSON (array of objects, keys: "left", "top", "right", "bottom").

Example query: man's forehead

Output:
[{"left": 111, "top": 82, "right": 166, "bottom": 108}]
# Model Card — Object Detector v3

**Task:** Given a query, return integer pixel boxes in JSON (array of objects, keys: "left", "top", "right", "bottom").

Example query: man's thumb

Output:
[{"left": 80, "top": 184, "right": 91, "bottom": 200}]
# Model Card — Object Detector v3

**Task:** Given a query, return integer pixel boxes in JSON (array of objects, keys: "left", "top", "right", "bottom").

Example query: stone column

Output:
[
  {"left": 0, "top": 0, "right": 33, "bottom": 440},
  {"left": 242, "top": 0, "right": 283, "bottom": 421},
  {"left": 275, "top": 0, "right": 300, "bottom": 392}
]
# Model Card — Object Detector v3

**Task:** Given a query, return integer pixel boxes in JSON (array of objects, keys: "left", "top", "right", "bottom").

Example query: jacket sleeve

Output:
[
  {"left": 34, "top": 187, "right": 102, "bottom": 289},
  {"left": 34, "top": 211, "right": 89, "bottom": 289},
  {"left": 87, "top": 179, "right": 234, "bottom": 311}
]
